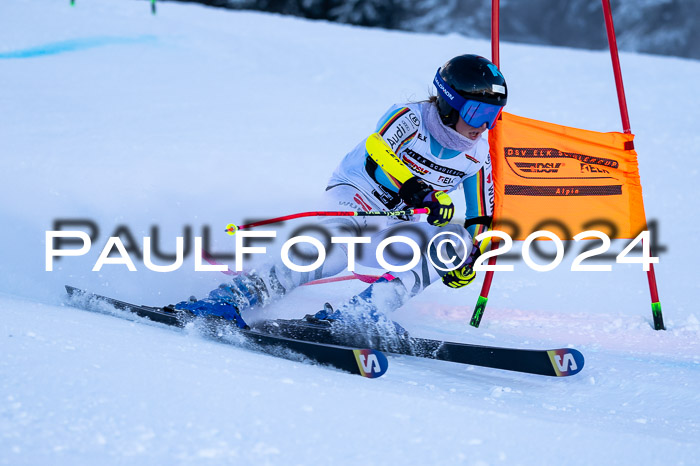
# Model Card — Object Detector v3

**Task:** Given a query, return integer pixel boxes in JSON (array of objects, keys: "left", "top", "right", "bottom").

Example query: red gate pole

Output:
[
  {"left": 470, "top": 0, "right": 501, "bottom": 327},
  {"left": 601, "top": 0, "right": 665, "bottom": 330},
  {"left": 602, "top": 0, "right": 632, "bottom": 135},
  {"left": 491, "top": 0, "right": 500, "bottom": 67}
]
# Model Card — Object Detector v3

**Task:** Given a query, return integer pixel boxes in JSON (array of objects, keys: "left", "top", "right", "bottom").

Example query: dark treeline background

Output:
[{"left": 164, "top": 0, "right": 700, "bottom": 60}]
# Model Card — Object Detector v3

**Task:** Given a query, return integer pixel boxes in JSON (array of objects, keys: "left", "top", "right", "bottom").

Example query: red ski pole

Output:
[{"left": 225, "top": 208, "right": 429, "bottom": 235}]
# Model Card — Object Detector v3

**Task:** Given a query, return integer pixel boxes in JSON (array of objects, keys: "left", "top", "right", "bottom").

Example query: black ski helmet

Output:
[{"left": 434, "top": 54, "right": 508, "bottom": 127}]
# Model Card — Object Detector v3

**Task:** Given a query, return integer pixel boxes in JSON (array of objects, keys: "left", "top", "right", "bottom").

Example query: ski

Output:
[
  {"left": 64, "top": 286, "right": 388, "bottom": 378},
  {"left": 64, "top": 285, "right": 584, "bottom": 377},
  {"left": 253, "top": 318, "right": 584, "bottom": 377}
]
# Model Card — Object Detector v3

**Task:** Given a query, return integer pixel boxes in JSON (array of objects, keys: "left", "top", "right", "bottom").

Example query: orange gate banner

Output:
[{"left": 489, "top": 112, "right": 647, "bottom": 240}]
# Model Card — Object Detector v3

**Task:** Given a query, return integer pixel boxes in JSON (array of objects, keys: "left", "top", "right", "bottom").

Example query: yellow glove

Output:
[
  {"left": 442, "top": 263, "right": 476, "bottom": 288},
  {"left": 423, "top": 191, "right": 455, "bottom": 227}
]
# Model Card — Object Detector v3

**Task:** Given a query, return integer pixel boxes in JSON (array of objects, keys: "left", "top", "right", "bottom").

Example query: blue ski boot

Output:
[
  {"left": 298, "top": 277, "right": 412, "bottom": 351},
  {"left": 174, "top": 272, "right": 276, "bottom": 329}
]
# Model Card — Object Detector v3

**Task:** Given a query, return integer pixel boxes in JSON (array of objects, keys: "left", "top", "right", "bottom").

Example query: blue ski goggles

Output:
[{"left": 434, "top": 69, "right": 505, "bottom": 129}]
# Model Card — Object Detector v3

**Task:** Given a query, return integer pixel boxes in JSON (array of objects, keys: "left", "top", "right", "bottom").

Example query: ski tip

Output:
[
  {"left": 353, "top": 349, "right": 389, "bottom": 378},
  {"left": 547, "top": 348, "right": 585, "bottom": 376}
]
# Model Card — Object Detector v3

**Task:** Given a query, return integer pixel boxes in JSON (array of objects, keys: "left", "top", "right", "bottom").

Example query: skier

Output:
[{"left": 175, "top": 54, "right": 507, "bottom": 336}]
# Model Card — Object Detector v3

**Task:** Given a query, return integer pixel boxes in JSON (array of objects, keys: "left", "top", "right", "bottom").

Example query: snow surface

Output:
[{"left": 1, "top": 0, "right": 699, "bottom": 464}]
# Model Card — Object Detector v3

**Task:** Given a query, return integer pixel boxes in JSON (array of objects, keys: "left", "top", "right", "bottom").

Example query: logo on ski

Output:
[
  {"left": 546, "top": 349, "right": 585, "bottom": 376},
  {"left": 353, "top": 349, "right": 389, "bottom": 378}
]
